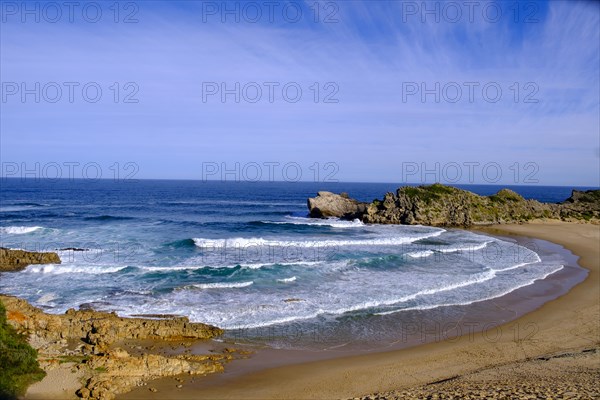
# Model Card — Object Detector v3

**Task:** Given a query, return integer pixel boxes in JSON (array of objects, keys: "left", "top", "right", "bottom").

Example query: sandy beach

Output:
[
  {"left": 4, "top": 1, "right": 598, "bottom": 398},
  {"left": 121, "top": 221, "right": 599, "bottom": 399}
]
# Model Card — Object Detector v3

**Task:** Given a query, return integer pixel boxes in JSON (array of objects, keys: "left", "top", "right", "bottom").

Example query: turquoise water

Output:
[{"left": 0, "top": 179, "right": 587, "bottom": 334}]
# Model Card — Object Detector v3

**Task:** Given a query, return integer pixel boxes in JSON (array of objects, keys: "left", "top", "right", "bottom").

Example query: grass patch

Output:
[
  {"left": 401, "top": 184, "right": 457, "bottom": 204},
  {"left": 424, "top": 183, "right": 456, "bottom": 195},
  {"left": 57, "top": 354, "right": 90, "bottom": 364},
  {"left": 0, "top": 301, "right": 45, "bottom": 399}
]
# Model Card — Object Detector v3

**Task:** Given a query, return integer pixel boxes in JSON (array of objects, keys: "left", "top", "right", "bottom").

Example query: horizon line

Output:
[{"left": 0, "top": 177, "right": 598, "bottom": 189}]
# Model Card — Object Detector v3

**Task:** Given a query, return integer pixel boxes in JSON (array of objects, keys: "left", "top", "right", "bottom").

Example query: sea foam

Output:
[
  {"left": 193, "top": 229, "right": 445, "bottom": 249},
  {"left": 0, "top": 226, "right": 45, "bottom": 234},
  {"left": 191, "top": 281, "right": 254, "bottom": 289}
]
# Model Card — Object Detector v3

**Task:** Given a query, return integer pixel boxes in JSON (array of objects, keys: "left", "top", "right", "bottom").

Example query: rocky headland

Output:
[
  {"left": 307, "top": 184, "right": 600, "bottom": 227},
  {"left": 0, "top": 294, "right": 235, "bottom": 399}
]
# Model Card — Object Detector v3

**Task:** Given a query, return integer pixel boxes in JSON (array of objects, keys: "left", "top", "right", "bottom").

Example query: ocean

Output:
[{"left": 0, "top": 179, "right": 593, "bottom": 348}]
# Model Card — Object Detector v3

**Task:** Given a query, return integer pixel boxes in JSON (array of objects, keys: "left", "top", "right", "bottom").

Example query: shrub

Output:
[{"left": 0, "top": 301, "right": 45, "bottom": 399}]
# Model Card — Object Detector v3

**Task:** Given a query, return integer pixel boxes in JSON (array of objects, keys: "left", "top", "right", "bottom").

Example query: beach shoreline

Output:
[
  {"left": 120, "top": 220, "right": 599, "bottom": 399},
  {"left": 6, "top": 221, "right": 597, "bottom": 399}
]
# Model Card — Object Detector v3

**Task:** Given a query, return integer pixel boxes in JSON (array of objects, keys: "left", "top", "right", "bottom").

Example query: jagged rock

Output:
[
  {"left": 559, "top": 189, "right": 600, "bottom": 221},
  {"left": 307, "top": 191, "right": 368, "bottom": 219},
  {"left": 364, "top": 185, "right": 560, "bottom": 226},
  {"left": 58, "top": 247, "right": 88, "bottom": 252},
  {"left": 0, "top": 247, "right": 61, "bottom": 272},
  {"left": 81, "top": 350, "right": 225, "bottom": 399},
  {"left": 1, "top": 294, "right": 227, "bottom": 400},
  {"left": 308, "top": 184, "right": 600, "bottom": 227},
  {"left": 0, "top": 295, "right": 222, "bottom": 347}
]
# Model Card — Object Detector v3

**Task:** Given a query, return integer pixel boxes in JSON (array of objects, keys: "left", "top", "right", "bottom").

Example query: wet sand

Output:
[{"left": 121, "top": 221, "right": 599, "bottom": 399}]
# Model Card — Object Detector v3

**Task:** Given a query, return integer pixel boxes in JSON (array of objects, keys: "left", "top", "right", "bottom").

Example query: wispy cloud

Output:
[{"left": 1, "top": 0, "right": 598, "bottom": 185}]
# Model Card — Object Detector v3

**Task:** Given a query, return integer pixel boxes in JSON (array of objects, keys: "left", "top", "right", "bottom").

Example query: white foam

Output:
[
  {"left": 138, "top": 260, "right": 322, "bottom": 272},
  {"left": 367, "top": 269, "right": 498, "bottom": 313},
  {"left": 376, "top": 265, "right": 564, "bottom": 315},
  {"left": 406, "top": 250, "right": 434, "bottom": 258},
  {"left": 241, "top": 261, "right": 322, "bottom": 269},
  {"left": 37, "top": 292, "right": 58, "bottom": 304},
  {"left": 266, "top": 217, "right": 365, "bottom": 228},
  {"left": 222, "top": 269, "right": 494, "bottom": 328},
  {"left": 493, "top": 253, "right": 542, "bottom": 272},
  {"left": 0, "top": 206, "right": 34, "bottom": 212},
  {"left": 436, "top": 241, "right": 492, "bottom": 253},
  {"left": 277, "top": 276, "right": 297, "bottom": 283},
  {"left": 0, "top": 226, "right": 44, "bottom": 234},
  {"left": 26, "top": 264, "right": 126, "bottom": 275},
  {"left": 138, "top": 265, "right": 209, "bottom": 272},
  {"left": 223, "top": 313, "right": 320, "bottom": 330},
  {"left": 191, "top": 281, "right": 254, "bottom": 289},
  {"left": 193, "top": 229, "right": 445, "bottom": 249},
  {"left": 206, "top": 269, "right": 499, "bottom": 328}
]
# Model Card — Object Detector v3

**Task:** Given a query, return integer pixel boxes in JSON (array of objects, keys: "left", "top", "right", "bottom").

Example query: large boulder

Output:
[
  {"left": 307, "top": 191, "right": 368, "bottom": 219},
  {"left": 0, "top": 248, "right": 61, "bottom": 272}
]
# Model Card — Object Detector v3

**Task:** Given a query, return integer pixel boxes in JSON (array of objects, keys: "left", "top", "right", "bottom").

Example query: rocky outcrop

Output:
[
  {"left": 308, "top": 184, "right": 600, "bottom": 227},
  {"left": 0, "top": 247, "right": 61, "bottom": 272},
  {"left": 0, "top": 295, "right": 227, "bottom": 399},
  {"left": 78, "top": 350, "right": 228, "bottom": 399},
  {"left": 307, "top": 191, "right": 368, "bottom": 219},
  {"left": 560, "top": 189, "right": 600, "bottom": 221},
  {"left": 362, "top": 185, "right": 560, "bottom": 226},
  {"left": 0, "top": 294, "right": 222, "bottom": 347}
]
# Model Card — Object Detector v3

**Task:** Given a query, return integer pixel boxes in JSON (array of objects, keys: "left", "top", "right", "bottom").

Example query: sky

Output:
[{"left": 0, "top": 0, "right": 599, "bottom": 186}]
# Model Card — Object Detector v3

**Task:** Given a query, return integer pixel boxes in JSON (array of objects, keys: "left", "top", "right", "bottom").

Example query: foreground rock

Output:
[
  {"left": 0, "top": 295, "right": 222, "bottom": 346},
  {"left": 0, "top": 295, "right": 227, "bottom": 399},
  {"left": 0, "top": 247, "right": 61, "bottom": 272},
  {"left": 308, "top": 184, "right": 600, "bottom": 227},
  {"left": 307, "top": 191, "right": 368, "bottom": 219}
]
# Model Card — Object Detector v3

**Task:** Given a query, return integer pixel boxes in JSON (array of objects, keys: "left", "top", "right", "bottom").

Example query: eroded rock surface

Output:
[
  {"left": 307, "top": 191, "right": 368, "bottom": 219},
  {"left": 0, "top": 295, "right": 227, "bottom": 399},
  {"left": 0, "top": 247, "right": 61, "bottom": 272},
  {"left": 308, "top": 185, "right": 600, "bottom": 227}
]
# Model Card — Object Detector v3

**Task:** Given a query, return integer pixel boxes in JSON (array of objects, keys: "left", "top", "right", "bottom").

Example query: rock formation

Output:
[
  {"left": 307, "top": 184, "right": 600, "bottom": 227},
  {"left": 0, "top": 294, "right": 228, "bottom": 399},
  {"left": 307, "top": 191, "right": 368, "bottom": 219},
  {"left": 0, "top": 247, "right": 61, "bottom": 272},
  {"left": 559, "top": 189, "right": 600, "bottom": 220}
]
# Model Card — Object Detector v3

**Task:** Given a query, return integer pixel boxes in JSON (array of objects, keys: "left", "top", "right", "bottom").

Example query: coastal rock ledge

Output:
[
  {"left": 0, "top": 247, "right": 61, "bottom": 272},
  {"left": 1, "top": 294, "right": 225, "bottom": 399},
  {"left": 307, "top": 184, "right": 600, "bottom": 227}
]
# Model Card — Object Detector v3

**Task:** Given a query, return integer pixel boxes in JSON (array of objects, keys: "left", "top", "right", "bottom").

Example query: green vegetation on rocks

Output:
[
  {"left": 308, "top": 184, "right": 600, "bottom": 227},
  {"left": 0, "top": 300, "right": 45, "bottom": 399},
  {"left": 0, "top": 294, "right": 225, "bottom": 399}
]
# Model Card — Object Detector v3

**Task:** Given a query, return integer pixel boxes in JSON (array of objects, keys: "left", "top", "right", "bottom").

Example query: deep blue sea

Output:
[{"left": 0, "top": 179, "right": 595, "bottom": 345}]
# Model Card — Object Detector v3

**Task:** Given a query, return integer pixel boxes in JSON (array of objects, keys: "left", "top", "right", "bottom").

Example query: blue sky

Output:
[{"left": 1, "top": 0, "right": 599, "bottom": 186}]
